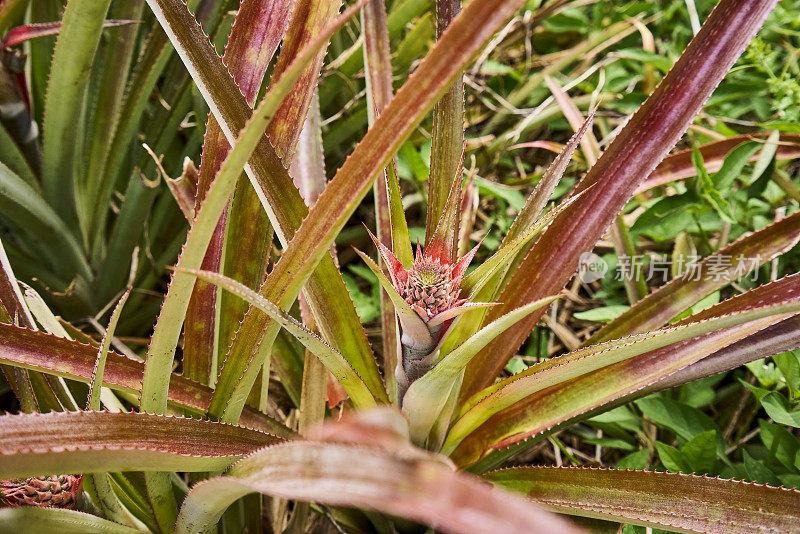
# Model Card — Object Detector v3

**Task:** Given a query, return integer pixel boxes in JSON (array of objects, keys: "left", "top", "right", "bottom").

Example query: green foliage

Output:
[{"left": 0, "top": 0, "right": 798, "bottom": 532}]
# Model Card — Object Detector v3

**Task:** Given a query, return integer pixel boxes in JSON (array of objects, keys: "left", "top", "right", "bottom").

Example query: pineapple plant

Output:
[{"left": 0, "top": 0, "right": 797, "bottom": 532}]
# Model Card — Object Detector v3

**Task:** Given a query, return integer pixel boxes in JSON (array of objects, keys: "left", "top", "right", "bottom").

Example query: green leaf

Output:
[
  {"left": 0, "top": 162, "right": 92, "bottom": 290},
  {"left": 758, "top": 420, "right": 800, "bottom": 473},
  {"left": 774, "top": 350, "right": 800, "bottom": 399},
  {"left": 748, "top": 129, "right": 781, "bottom": 185},
  {"left": 613, "top": 48, "right": 673, "bottom": 72},
  {"left": 636, "top": 397, "right": 718, "bottom": 442},
  {"left": 342, "top": 273, "right": 380, "bottom": 323},
  {"left": 655, "top": 441, "right": 689, "bottom": 473},
  {"left": 759, "top": 391, "right": 800, "bottom": 427},
  {"left": 693, "top": 147, "right": 734, "bottom": 222},
  {"left": 615, "top": 448, "right": 650, "bottom": 470},
  {"left": 475, "top": 177, "right": 525, "bottom": 210},
  {"left": 711, "top": 141, "right": 761, "bottom": 190},
  {"left": 680, "top": 429, "right": 717, "bottom": 474},
  {"left": 573, "top": 305, "right": 630, "bottom": 322},
  {"left": 743, "top": 449, "right": 783, "bottom": 486},
  {"left": 41, "top": 0, "right": 113, "bottom": 230},
  {"left": 632, "top": 193, "right": 698, "bottom": 240}
]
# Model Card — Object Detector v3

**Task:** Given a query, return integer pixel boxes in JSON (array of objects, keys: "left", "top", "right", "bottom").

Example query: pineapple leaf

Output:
[
  {"left": 462, "top": 0, "right": 781, "bottom": 400},
  {"left": 87, "top": 289, "right": 130, "bottom": 411},
  {"left": 175, "top": 411, "right": 582, "bottom": 534},
  {"left": 0, "top": 322, "right": 291, "bottom": 437},
  {"left": 0, "top": 507, "right": 141, "bottom": 534},
  {"left": 0, "top": 411, "right": 281, "bottom": 479},
  {"left": 486, "top": 467, "right": 800, "bottom": 533},
  {"left": 449, "top": 278, "right": 800, "bottom": 465},
  {"left": 404, "top": 295, "right": 560, "bottom": 446},
  {"left": 589, "top": 210, "right": 800, "bottom": 345},
  {"left": 179, "top": 268, "right": 378, "bottom": 409}
]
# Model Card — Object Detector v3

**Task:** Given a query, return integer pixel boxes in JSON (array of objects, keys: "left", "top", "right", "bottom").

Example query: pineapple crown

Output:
[
  {"left": 0, "top": 475, "right": 83, "bottom": 509},
  {"left": 368, "top": 229, "right": 481, "bottom": 325}
]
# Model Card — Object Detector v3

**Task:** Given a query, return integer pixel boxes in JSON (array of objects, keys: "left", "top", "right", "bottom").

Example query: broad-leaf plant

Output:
[{"left": 0, "top": 0, "right": 799, "bottom": 532}]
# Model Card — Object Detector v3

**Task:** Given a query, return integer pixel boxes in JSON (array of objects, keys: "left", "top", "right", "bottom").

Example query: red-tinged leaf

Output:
[
  {"left": 260, "top": 0, "right": 549, "bottom": 379},
  {"left": 0, "top": 238, "right": 50, "bottom": 413},
  {"left": 502, "top": 115, "right": 595, "bottom": 247},
  {"left": 426, "top": 0, "right": 465, "bottom": 260},
  {"left": 545, "top": 76, "right": 600, "bottom": 164},
  {"left": 142, "top": 0, "right": 379, "bottom": 418},
  {"left": 1, "top": 19, "right": 138, "bottom": 48},
  {"left": 0, "top": 411, "right": 281, "bottom": 479},
  {"left": 427, "top": 154, "right": 467, "bottom": 265},
  {"left": 446, "top": 285, "right": 800, "bottom": 458},
  {"left": 363, "top": 0, "right": 399, "bottom": 395},
  {"left": 166, "top": 157, "right": 199, "bottom": 221},
  {"left": 676, "top": 272, "right": 800, "bottom": 324},
  {"left": 636, "top": 133, "right": 800, "bottom": 194},
  {"left": 365, "top": 226, "right": 409, "bottom": 288},
  {"left": 182, "top": 268, "right": 378, "bottom": 409},
  {"left": 588, "top": 212, "right": 800, "bottom": 345},
  {"left": 0, "top": 323, "right": 292, "bottom": 437},
  {"left": 474, "top": 314, "right": 800, "bottom": 472},
  {"left": 486, "top": 467, "right": 800, "bottom": 534},
  {"left": 449, "top": 311, "right": 795, "bottom": 467},
  {"left": 292, "top": 89, "right": 333, "bottom": 438},
  {"left": 462, "top": 0, "right": 781, "bottom": 400},
  {"left": 185, "top": 0, "right": 293, "bottom": 386},
  {"left": 450, "top": 271, "right": 800, "bottom": 464},
  {"left": 145, "top": 0, "right": 386, "bottom": 408},
  {"left": 648, "top": 314, "right": 800, "bottom": 394},
  {"left": 175, "top": 411, "right": 584, "bottom": 534},
  {"left": 268, "top": 0, "right": 338, "bottom": 160},
  {"left": 0, "top": 0, "right": 29, "bottom": 38},
  {"left": 0, "top": 238, "right": 34, "bottom": 328}
]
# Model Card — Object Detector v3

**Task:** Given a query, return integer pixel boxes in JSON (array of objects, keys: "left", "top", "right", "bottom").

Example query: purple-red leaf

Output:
[
  {"left": 176, "top": 410, "right": 584, "bottom": 534},
  {"left": 184, "top": 0, "right": 293, "bottom": 386},
  {"left": 1, "top": 20, "right": 138, "bottom": 48},
  {"left": 449, "top": 275, "right": 800, "bottom": 465},
  {"left": 0, "top": 323, "right": 291, "bottom": 437},
  {"left": 462, "top": 0, "right": 780, "bottom": 400},
  {"left": 486, "top": 467, "right": 800, "bottom": 533},
  {"left": 636, "top": 133, "right": 800, "bottom": 194},
  {"left": 0, "top": 411, "right": 281, "bottom": 479},
  {"left": 588, "top": 212, "right": 800, "bottom": 345}
]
